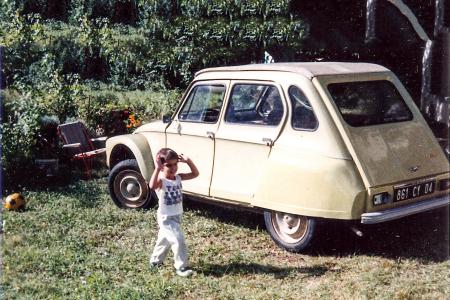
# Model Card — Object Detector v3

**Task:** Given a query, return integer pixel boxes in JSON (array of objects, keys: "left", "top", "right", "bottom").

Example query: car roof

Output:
[{"left": 195, "top": 62, "right": 389, "bottom": 79}]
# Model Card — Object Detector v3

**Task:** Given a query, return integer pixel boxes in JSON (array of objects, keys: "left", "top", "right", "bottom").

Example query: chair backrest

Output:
[{"left": 58, "top": 121, "right": 95, "bottom": 156}]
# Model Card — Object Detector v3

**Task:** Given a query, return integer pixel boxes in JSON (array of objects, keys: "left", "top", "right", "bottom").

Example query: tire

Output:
[
  {"left": 264, "top": 210, "right": 317, "bottom": 253},
  {"left": 108, "top": 159, "right": 156, "bottom": 209}
]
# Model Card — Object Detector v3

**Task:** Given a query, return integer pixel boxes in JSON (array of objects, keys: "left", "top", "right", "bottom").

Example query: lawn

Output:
[{"left": 1, "top": 178, "right": 449, "bottom": 299}]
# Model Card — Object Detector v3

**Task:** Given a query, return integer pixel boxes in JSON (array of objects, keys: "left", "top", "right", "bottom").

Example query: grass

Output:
[{"left": 1, "top": 177, "right": 449, "bottom": 299}]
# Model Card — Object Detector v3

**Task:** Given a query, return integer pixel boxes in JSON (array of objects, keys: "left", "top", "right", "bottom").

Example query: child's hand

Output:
[
  {"left": 177, "top": 153, "right": 199, "bottom": 180},
  {"left": 178, "top": 154, "right": 190, "bottom": 163},
  {"left": 155, "top": 153, "right": 163, "bottom": 170}
]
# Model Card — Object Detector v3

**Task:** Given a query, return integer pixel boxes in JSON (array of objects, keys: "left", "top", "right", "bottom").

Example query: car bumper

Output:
[{"left": 360, "top": 194, "right": 449, "bottom": 224}]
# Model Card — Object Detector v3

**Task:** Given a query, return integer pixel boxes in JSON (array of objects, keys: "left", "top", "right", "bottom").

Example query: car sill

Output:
[
  {"left": 183, "top": 191, "right": 258, "bottom": 211},
  {"left": 361, "top": 194, "right": 449, "bottom": 224}
]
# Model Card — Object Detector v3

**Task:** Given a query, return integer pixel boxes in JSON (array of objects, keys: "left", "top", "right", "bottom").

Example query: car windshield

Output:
[{"left": 327, "top": 80, "right": 413, "bottom": 127}]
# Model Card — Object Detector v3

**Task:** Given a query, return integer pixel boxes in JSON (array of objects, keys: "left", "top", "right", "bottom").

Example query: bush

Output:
[
  {"left": 0, "top": 84, "right": 181, "bottom": 190},
  {"left": 36, "top": 115, "right": 61, "bottom": 159},
  {"left": 1, "top": 1, "right": 308, "bottom": 90},
  {"left": 82, "top": 86, "right": 181, "bottom": 135},
  {"left": 1, "top": 91, "right": 44, "bottom": 189},
  {"left": 0, "top": 0, "right": 306, "bottom": 189}
]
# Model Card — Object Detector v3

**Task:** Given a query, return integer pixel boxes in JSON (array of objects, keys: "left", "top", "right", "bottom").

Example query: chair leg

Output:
[
  {"left": 87, "top": 157, "right": 93, "bottom": 178},
  {"left": 80, "top": 157, "right": 93, "bottom": 179},
  {"left": 75, "top": 156, "right": 92, "bottom": 179}
]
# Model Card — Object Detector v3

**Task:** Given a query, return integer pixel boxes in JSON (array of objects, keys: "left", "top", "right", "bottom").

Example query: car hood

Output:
[{"left": 133, "top": 120, "right": 167, "bottom": 134}]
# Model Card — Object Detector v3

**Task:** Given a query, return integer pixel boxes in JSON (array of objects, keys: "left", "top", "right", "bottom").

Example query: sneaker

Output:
[{"left": 176, "top": 267, "right": 193, "bottom": 277}]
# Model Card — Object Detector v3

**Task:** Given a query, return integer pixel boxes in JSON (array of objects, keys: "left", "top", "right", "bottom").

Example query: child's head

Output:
[{"left": 157, "top": 148, "right": 179, "bottom": 178}]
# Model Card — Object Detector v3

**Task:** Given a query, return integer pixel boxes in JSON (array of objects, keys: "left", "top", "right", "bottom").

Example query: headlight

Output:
[{"left": 373, "top": 192, "right": 391, "bottom": 205}]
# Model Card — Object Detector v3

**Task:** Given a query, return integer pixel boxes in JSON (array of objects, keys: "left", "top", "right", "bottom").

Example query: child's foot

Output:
[{"left": 176, "top": 267, "right": 193, "bottom": 277}]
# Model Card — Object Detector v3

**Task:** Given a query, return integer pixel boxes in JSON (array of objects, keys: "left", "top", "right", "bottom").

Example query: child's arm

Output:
[
  {"left": 149, "top": 154, "right": 163, "bottom": 190},
  {"left": 177, "top": 154, "right": 199, "bottom": 180}
]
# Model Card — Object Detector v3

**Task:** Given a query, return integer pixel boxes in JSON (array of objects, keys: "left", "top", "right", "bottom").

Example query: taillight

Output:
[
  {"left": 373, "top": 192, "right": 391, "bottom": 205},
  {"left": 439, "top": 178, "right": 450, "bottom": 191}
]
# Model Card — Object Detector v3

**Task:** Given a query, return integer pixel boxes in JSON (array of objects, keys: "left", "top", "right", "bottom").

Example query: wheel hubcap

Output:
[
  {"left": 114, "top": 170, "right": 148, "bottom": 207},
  {"left": 282, "top": 215, "right": 301, "bottom": 234},
  {"left": 119, "top": 175, "right": 143, "bottom": 201},
  {"left": 126, "top": 183, "right": 139, "bottom": 195},
  {"left": 272, "top": 213, "right": 308, "bottom": 244}
]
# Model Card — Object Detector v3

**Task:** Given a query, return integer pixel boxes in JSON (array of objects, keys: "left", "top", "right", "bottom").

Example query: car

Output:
[{"left": 106, "top": 62, "right": 450, "bottom": 252}]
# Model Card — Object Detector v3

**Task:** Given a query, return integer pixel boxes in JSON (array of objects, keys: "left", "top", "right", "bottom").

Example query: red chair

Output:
[{"left": 57, "top": 121, "right": 107, "bottom": 178}]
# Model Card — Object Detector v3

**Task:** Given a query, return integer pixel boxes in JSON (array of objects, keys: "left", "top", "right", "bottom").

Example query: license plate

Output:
[{"left": 394, "top": 179, "right": 436, "bottom": 202}]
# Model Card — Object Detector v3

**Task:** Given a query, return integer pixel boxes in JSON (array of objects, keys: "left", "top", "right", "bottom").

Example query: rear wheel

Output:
[
  {"left": 264, "top": 210, "right": 317, "bottom": 252},
  {"left": 108, "top": 159, "right": 156, "bottom": 209}
]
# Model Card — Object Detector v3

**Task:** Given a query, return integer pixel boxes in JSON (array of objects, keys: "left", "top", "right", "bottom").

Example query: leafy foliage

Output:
[
  {"left": 1, "top": 91, "right": 45, "bottom": 188},
  {"left": 0, "top": 0, "right": 308, "bottom": 189},
  {"left": 1, "top": 0, "right": 308, "bottom": 89}
]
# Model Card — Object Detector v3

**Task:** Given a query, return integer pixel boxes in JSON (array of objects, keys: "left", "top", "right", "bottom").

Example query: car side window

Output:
[
  {"left": 225, "top": 84, "right": 284, "bottom": 126},
  {"left": 289, "top": 86, "right": 318, "bottom": 131},
  {"left": 178, "top": 85, "right": 225, "bottom": 123}
]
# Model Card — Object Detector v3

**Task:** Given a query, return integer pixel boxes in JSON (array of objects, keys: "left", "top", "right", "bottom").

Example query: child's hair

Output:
[{"left": 157, "top": 148, "right": 178, "bottom": 164}]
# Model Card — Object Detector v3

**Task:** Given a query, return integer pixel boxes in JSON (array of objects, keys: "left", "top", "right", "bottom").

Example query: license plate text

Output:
[{"left": 394, "top": 180, "right": 435, "bottom": 202}]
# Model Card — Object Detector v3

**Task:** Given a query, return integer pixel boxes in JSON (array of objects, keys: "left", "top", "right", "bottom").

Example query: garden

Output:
[{"left": 0, "top": 0, "right": 308, "bottom": 190}]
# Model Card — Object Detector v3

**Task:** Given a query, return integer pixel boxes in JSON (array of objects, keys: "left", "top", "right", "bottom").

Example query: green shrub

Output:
[
  {"left": 0, "top": 84, "right": 181, "bottom": 189},
  {"left": 1, "top": 91, "right": 44, "bottom": 189},
  {"left": 0, "top": 0, "right": 307, "bottom": 189},
  {"left": 81, "top": 86, "right": 181, "bottom": 135},
  {"left": 111, "top": 88, "right": 181, "bottom": 121},
  {"left": 1, "top": 1, "right": 308, "bottom": 90}
]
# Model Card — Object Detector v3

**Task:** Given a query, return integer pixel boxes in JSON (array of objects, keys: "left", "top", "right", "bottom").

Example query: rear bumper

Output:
[{"left": 361, "top": 194, "right": 449, "bottom": 224}]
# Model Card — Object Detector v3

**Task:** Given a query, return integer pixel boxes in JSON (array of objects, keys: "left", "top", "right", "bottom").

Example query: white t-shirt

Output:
[{"left": 156, "top": 175, "right": 183, "bottom": 216}]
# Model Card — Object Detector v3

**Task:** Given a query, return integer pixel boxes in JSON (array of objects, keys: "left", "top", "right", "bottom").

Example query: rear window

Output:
[{"left": 327, "top": 80, "right": 413, "bottom": 127}]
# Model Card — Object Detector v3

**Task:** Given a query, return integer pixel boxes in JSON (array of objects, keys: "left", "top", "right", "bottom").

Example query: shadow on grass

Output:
[
  {"left": 24, "top": 177, "right": 108, "bottom": 210},
  {"left": 199, "top": 262, "right": 328, "bottom": 279},
  {"left": 17, "top": 162, "right": 110, "bottom": 209},
  {"left": 62, "top": 179, "right": 108, "bottom": 208},
  {"left": 184, "top": 197, "right": 265, "bottom": 230},
  {"left": 308, "top": 207, "right": 449, "bottom": 262},
  {"left": 185, "top": 197, "right": 449, "bottom": 262},
  {"left": 3, "top": 158, "right": 109, "bottom": 194}
]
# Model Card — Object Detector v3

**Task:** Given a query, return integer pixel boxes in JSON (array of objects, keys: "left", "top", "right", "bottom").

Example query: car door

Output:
[
  {"left": 210, "top": 81, "right": 286, "bottom": 203},
  {"left": 166, "top": 81, "right": 228, "bottom": 196}
]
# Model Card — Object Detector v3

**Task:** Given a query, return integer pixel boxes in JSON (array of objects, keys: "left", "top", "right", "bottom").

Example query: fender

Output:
[
  {"left": 106, "top": 134, "right": 155, "bottom": 181},
  {"left": 251, "top": 147, "right": 366, "bottom": 220}
]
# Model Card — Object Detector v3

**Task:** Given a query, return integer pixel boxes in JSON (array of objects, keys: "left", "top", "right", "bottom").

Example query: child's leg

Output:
[
  {"left": 149, "top": 215, "right": 171, "bottom": 264},
  {"left": 150, "top": 230, "right": 170, "bottom": 264},
  {"left": 166, "top": 215, "right": 189, "bottom": 270}
]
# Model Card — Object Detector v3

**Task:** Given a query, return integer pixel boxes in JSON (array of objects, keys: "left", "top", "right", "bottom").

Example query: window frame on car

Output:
[
  {"left": 326, "top": 80, "right": 414, "bottom": 127},
  {"left": 288, "top": 85, "right": 319, "bottom": 132},
  {"left": 177, "top": 83, "right": 227, "bottom": 124},
  {"left": 223, "top": 82, "right": 286, "bottom": 127}
]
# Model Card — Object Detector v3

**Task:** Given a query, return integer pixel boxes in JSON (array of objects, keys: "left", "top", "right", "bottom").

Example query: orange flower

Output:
[{"left": 127, "top": 113, "right": 142, "bottom": 130}]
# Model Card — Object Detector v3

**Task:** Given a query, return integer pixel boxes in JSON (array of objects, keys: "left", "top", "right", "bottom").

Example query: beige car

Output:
[{"left": 106, "top": 62, "right": 449, "bottom": 252}]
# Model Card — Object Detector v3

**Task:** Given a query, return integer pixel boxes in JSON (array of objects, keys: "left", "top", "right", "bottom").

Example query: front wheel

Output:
[
  {"left": 264, "top": 211, "right": 317, "bottom": 252},
  {"left": 108, "top": 159, "right": 156, "bottom": 209}
]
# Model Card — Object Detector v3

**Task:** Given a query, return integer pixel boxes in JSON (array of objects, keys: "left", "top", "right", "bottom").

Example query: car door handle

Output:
[
  {"left": 206, "top": 131, "right": 215, "bottom": 139},
  {"left": 262, "top": 138, "right": 273, "bottom": 146},
  {"left": 176, "top": 122, "right": 182, "bottom": 134}
]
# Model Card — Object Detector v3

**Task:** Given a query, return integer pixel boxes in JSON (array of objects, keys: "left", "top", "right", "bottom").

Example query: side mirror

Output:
[{"left": 162, "top": 115, "right": 172, "bottom": 124}]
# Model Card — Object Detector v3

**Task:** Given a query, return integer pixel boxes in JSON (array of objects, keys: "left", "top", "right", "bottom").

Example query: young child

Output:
[{"left": 148, "top": 148, "right": 199, "bottom": 277}]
